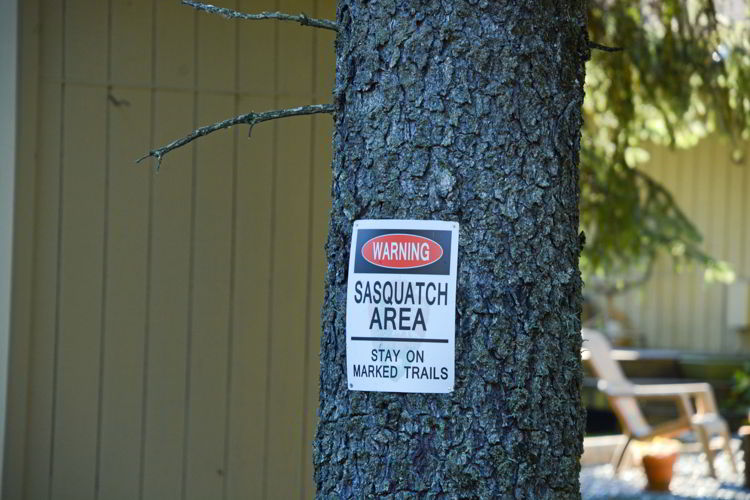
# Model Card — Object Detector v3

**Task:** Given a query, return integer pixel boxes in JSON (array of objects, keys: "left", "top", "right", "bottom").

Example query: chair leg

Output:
[
  {"left": 695, "top": 425, "right": 717, "bottom": 478},
  {"left": 721, "top": 425, "right": 738, "bottom": 474},
  {"left": 611, "top": 435, "right": 632, "bottom": 474}
]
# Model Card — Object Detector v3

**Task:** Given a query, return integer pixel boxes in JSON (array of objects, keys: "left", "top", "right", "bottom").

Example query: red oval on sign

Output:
[{"left": 361, "top": 233, "right": 443, "bottom": 269}]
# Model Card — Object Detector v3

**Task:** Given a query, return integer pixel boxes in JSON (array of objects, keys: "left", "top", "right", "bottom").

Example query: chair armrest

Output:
[
  {"left": 630, "top": 382, "right": 713, "bottom": 397},
  {"left": 595, "top": 380, "right": 636, "bottom": 397},
  {"left": 596, "top": 380, "right": 718, "bottom": 414},
  {"left": 596, "top": 380, "right": 713, "bottom": 398},
  {"left": 633, "top": 383, "right": 718, "bottom": 412}
]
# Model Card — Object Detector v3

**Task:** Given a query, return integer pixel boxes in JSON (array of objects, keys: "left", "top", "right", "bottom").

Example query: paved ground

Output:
[{"left": 581, "top": 440, "right": 749, "bottom": 499}]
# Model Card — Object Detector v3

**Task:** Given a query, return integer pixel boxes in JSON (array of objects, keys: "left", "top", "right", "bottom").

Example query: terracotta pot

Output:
[{"left": 642, "top": 452, "right": 678, "bottom": 491}]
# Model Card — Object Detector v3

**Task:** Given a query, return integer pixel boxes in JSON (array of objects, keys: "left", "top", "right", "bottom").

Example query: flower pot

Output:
[{"left": 642, "top": 452, "right": 678, "bottom": 492}]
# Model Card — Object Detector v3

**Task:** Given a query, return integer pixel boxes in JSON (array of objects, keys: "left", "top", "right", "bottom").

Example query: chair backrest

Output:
[
  {"left": 581, "top": 328, "right": 630, "bottom": 386},
  {"left": 581, "top": 328, "right": 651, "bottom": 438}
]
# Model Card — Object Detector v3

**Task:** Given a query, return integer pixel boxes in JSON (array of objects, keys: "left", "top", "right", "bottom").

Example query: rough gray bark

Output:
[{"left": 314, "top": 1, "right": 589, "bottom": 498}]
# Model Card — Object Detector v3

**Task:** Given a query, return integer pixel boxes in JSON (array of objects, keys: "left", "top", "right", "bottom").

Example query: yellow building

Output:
[
  {"left": 4, "top": 0, "right": 334, "bottom": 498},
  {"left": 611, "top": 142, "right": 750, "bottom": 354},
  {"left": 1, "top": 1, "right": 748, "bottom": 499}
]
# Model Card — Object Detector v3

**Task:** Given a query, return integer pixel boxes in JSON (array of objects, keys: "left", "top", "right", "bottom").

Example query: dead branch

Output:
[
  {"left": 136, "top": 103, "right": 334, "bottom": 169},
  {"left": 182, "top": 0, "right": 338, "bottom": 31},
  {"left": 588, "top": 41, "right": 623, "bottom": 53}
]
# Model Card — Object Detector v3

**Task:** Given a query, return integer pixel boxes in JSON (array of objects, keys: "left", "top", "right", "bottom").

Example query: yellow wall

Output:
[
  {"left": 612, "top": 140, "right": 750, "bottom": 354},
  {"left": 0, "top": 0, "right": 20, "bottom": 494},
  {"left": 4, "top": 0, "right": 334, "bottom": 499}
]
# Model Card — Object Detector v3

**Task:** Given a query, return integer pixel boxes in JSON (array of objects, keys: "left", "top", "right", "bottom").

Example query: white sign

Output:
[{"left": 346, "top": 219, "right": 459, "bottom": 393}]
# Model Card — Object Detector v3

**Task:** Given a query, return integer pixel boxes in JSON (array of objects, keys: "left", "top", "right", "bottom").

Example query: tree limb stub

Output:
[
  {"left": 181, "top": 0, "right": 338, "bottom": 31},
  {"left": 136, "top": 103, "right": 334, "bottom": 169},
  {"left": 588, "top": 41, "right": 624, "bottom": 52}
]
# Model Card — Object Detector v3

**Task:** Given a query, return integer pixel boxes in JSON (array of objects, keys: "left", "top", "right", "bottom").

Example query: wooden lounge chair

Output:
[{"left": 581, "top": 328, "right": 737, "bottom": 478}]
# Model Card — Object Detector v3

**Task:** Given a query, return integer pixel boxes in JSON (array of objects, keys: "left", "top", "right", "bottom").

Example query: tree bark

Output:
[{"left": 314, "top": 1, "right": 589, "bottom": 498}]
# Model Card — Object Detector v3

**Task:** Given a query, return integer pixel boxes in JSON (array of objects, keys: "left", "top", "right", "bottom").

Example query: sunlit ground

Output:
[{"left": 582, "top": 439, "right": 748, "bottom": 499}]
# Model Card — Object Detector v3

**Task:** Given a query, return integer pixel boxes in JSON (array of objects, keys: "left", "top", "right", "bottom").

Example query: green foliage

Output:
[
  {"left": 582, "top": 0, "right": 750, "bottom": 292},
  {"left": 725, "top": 362, "right": 750, "bottom": 413}
]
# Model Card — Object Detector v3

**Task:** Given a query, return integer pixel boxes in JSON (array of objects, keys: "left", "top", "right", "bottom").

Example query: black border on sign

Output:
[{"left": 353, "top": 228, "right": 452, "bottom": 275}]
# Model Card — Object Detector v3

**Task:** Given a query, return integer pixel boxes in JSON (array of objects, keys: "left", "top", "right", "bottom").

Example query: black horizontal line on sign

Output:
[{"left": 350, "top": 337, "right": 449, "bottom": 343}]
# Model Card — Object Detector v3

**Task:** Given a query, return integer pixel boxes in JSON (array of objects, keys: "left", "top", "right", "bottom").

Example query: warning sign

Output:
[{"left": 346, "top": 219, "right": 459, "bottom": 393}]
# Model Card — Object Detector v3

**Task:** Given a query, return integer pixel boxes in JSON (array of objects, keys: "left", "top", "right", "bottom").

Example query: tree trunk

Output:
[{"left": 314, "top": 1, "right": 589, "bottom": 498}]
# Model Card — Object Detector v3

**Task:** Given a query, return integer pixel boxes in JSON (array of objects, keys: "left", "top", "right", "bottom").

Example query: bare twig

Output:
[
  {"left": 136, "top": 103, "right": 334, "bottom": 169},
  {"left": 107, "top": 93, "right": 131, "bottom": 107},
  {"left": 182, "top": 0, "right": 338, "bottom": 31},
  {"left": 588, "top": 41, "right": 624, "bottom": 53}
]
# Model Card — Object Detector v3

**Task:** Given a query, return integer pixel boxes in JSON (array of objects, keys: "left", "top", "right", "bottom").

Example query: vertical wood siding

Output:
[
  {"left": 3, "top": 0, "right": 40, "bottom": 498},
  {"left": 612, "top": 139, "right": 750, "bottom": 354},
  {"left": 6, "top": 0, "right": 335, "bottom": 498}
]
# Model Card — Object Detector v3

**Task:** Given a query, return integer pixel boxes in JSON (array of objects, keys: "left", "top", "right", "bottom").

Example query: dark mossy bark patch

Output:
[{"left": 314, "top": 1, "right": 589, "bottom": 498}]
